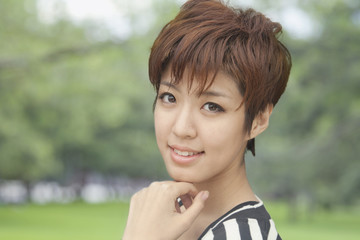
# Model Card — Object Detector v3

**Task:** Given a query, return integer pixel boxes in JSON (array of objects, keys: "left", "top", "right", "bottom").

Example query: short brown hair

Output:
[{"left": 149, "top": 0, "right": 292, "bottom": 156}]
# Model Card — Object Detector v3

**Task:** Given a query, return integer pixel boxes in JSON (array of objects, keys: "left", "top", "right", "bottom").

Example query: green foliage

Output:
[
  {"left": 248, "top": 0, "right": 360, "bottom": 209},
  {"left": 0, "top": 0, "right": 170, "bottom": 184},
  {"left": 0, "top": 0, "right": 359, "bottom": 210}
]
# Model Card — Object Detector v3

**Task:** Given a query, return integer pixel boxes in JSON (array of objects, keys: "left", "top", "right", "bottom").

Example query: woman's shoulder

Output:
[{"left": 198, "top": 200, "right": 282, "bottom": 240}]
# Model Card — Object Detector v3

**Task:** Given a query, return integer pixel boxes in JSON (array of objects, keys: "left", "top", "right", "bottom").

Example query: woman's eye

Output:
[
  {"left": 159, "top": 93, "right": 176, "bottom": 103},
  {"left": 203, "top": 102, "right": 224, "bottom": 113}
]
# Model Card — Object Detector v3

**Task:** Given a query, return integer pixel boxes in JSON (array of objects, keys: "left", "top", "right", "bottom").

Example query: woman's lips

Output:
[{"left": 170, "top": 146, "right": 204, "bottom": 165}]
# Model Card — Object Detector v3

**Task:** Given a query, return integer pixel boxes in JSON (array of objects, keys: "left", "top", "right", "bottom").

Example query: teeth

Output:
[{"left": 174, "top": 149, "right": 198, "bottom": 156}]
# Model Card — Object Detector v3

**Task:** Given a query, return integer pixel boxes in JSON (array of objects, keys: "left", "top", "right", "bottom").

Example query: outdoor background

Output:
[{"left": 0, "top": 0, "right": 359, "bottom": 239}]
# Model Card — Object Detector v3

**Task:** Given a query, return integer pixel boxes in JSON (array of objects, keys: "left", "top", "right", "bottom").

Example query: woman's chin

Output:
[
  {"left": 169, "top": 171, "right": 197, "bottom": 183},
  {"left": 165, "top": 162, "right": 205, "bottom": 184}
]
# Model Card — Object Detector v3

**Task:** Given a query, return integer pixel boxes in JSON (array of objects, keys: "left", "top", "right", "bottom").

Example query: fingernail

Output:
[{"left": 201, "top": 191, "right": 209, "bottom": 201}]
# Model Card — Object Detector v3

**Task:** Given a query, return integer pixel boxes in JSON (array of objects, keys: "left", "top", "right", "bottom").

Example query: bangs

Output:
[
  {"left": 163, "top": 31, "right": 230, "bottom": 95},
  {"left": 149, "top": 0, "right": 240, "bottom": 95}
]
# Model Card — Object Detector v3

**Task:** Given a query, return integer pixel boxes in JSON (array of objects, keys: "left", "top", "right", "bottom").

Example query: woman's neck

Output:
[
  {"left": 194, "top": 161, "right": 257, "bottom": 217},
  {"left": 178, "top": 162, "right": 257, "bottom": 240}
]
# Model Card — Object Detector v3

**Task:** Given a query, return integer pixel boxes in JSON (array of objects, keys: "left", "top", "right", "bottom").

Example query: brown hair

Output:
[{"left": 149, "top": 0, "right": 292, "bottom": 156}]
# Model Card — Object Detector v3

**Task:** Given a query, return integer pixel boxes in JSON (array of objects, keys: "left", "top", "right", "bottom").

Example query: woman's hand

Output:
[{"left": 122, "top": 181, "right": 209, "bottom": 240}]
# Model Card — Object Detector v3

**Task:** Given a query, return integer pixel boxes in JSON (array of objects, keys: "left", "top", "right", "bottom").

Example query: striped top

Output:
[{"left": 198, "top": 200, "right": 281, "bottom": 240}]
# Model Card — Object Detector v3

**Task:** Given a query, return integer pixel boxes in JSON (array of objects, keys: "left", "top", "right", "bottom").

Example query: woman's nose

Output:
[{"left": 172, "top": 106, "right": 197, "bottom": 139}]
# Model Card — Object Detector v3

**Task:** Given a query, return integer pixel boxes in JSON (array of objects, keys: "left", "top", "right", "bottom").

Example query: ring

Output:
[{"left": 177, "top": 197, "right": 184, "bottom": 207}]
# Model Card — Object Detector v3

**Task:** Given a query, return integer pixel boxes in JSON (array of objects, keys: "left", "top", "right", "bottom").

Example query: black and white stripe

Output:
[{"left": 199, "top": 200, "right": 281, "bottom": 240}]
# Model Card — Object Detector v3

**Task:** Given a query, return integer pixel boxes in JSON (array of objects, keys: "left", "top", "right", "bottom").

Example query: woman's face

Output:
[{"left": 154, "top": 68, "right": 250, "bottom": 184}]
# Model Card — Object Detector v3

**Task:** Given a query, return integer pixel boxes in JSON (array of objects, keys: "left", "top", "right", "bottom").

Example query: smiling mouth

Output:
[{"left": 171, "top": 147, "right": 205, "bottom": 157}]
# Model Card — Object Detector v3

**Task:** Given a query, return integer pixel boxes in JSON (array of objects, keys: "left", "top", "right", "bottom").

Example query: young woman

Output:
[{"left": 123, "top": 0, "right": 291, "bottom": 239}]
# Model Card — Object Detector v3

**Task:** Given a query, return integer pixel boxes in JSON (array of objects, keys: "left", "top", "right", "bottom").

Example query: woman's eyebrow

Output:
[
  {"left": 160, "top": 81, "right": 230, "bottom": 98},
  {"left": 160, "top": 81, "right": 180, "bottom": 92},
  {"left": 201, "top": 90, "right": 230, "bottom": 98}
]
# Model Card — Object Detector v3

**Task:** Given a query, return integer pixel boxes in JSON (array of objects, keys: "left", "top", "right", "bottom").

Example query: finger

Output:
[
  {"left": 128, "top": 188, "right": 147, "bottom": 213},
  {"left": 168, "top": 181, "right": 199, "bottom": 198},
  {"left": 181, "top": 191, "right": 209, "bottom": 222}
]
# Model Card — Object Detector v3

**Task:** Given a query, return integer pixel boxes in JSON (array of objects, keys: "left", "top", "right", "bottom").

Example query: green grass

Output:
[
  {"left": 0, "top": 201, "right": 129, "bottom": 240},
  {"left": 0, "top": 201, "right": 359, "bottom": 240},
  {"left": 267, "top": 202, "right": 360, "bottom": 240}
]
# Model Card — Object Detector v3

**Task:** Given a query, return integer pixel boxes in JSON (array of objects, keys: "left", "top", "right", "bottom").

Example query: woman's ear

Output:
[{"left": 249, "top": 104, "right": 273, "bottom": 139}]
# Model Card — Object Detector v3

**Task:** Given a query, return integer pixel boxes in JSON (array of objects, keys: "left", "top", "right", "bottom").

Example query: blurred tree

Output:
[
  {"left": 0, "top": 0, "right": 172, "bottom": 198},
  {"left": 248, "top": 0, "right": 360, "bottom": 215},
  {"left": 0, "top": 0, "right": 69, "bottom": 194},
  {"left": 290, "top": 0, "right": 360, "bottom": 208}
]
